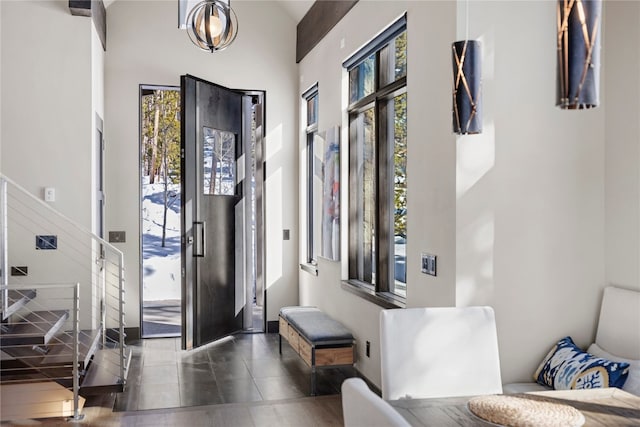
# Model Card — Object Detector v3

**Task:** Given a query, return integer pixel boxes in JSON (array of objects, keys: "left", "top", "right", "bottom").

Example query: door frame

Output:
[
  {"left": 138, "top": 84, "right": 182, "bottom": 339},
  {"left": 240, "top": 90, "right": 266, "bottom": 333}
]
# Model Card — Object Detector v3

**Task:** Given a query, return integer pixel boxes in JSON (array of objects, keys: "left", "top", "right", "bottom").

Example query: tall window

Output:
[
  {"left": 303, "top": 84, "right": 320, "bottom": 266},
  {"left": 345, "top": 15, "right": 407, "bottom": 298}
]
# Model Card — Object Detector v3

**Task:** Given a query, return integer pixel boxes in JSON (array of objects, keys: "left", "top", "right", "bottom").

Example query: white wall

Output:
[
  {"left": 91, "top": 20, "right": 105, "bottom": 328},
  {"left": 92, "top": 20, "right": 105, "bottom": 236},
  {"left": 105, "top": 0, "right": 299, "bottom": 327},
  {"left": 1, "top": 1, "right": 92, "bottom": 224},
  {"left": 0, "top": 0, "right": 102, "bottom": 326},
  {"left": 298, "top": 1, "right": 456, "bottom": 387},
  {"left": 604, "top": 1, "right": 640, "bottom": 292},
  {"left": 456, "top": 0, "right": 607, "bottom": 384},
  {"left": 299, "top": 0, "right": 639, "bottom": 388},
  {"left": 0, "top": 1, "right": 2, "bottom": 168}
]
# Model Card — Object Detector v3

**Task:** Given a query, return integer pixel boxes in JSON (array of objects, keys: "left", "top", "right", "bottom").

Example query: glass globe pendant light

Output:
[{"left": 186, "top": 0, "right": 238, "bottom": 53}]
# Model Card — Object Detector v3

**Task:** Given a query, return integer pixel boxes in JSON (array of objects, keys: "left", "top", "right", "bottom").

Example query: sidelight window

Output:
[{"left": 303, "top": 84, "right": 321, "bottom": 267}]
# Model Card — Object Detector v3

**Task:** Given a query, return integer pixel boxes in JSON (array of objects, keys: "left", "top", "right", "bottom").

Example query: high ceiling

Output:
[
  {"left": 276, "top": 0, "right": 313, "bottom": 23},
  {"left": 103, "top": 0, "right": 314, "bottom": 24}
]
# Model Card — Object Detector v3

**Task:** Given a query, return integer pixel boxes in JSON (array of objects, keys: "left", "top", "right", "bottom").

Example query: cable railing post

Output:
[
  {"left": 1, "top": 178, "right": 8, "bottom": 316},
  {"left": 100, "top": 245, "right": 106, "bottom": 348},
  {"left": 118, "top": 252, "right": 125, "bottom": 383},
  {"left": 71, "top": 282, "right": 84, "bottom": 421}
]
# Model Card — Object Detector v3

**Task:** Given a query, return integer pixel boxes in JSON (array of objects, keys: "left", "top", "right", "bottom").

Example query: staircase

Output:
[{"left": 0, "top": 176, "right": 129, "bottom": 421}]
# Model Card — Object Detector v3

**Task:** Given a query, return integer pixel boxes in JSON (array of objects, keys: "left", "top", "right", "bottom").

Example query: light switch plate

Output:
[
  {"left": 44, "top": 187, "right": 56, "bottom": 202},
  {"left": 421, "top": 253, "right": 437, "bottom": 276}
]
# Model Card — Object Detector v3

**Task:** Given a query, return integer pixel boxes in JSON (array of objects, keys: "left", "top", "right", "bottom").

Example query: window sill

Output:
[
  {"left": 341, "top": 280, "right": 405, "bottom": 309},
  {"left": 300, "top": 263, "right": 318, "bottom": 276}
]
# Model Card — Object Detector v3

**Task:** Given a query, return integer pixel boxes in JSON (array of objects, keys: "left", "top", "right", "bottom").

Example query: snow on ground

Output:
[{"left": 142, "top": 176, "right": 181, "bottom": 302}]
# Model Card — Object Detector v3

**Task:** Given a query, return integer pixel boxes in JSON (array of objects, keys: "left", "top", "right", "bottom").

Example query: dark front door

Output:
[{"left": 181, "top": 75, "right": 244, "bottom": 349}]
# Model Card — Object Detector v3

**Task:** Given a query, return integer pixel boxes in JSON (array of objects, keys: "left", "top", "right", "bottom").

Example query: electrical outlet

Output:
[
  {"left": 11, "top": 266, "right": 28, "bottom": 276},
  {"left": 35, "top": 235, "right": 57, "bottom": 250},
  {"left": 366, "top": 341, "right": 370, "bottom": 358},
  {"left": 283, "top": 229, "right": 290, "bottom": 240},
  {"left": 108, "top": 231, "right": 126, "bottom": 243}
]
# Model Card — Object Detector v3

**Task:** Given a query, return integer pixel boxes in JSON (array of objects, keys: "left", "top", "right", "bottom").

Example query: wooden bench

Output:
[{"left": 278, "top": 306, "right": 356, "bottom": 395}]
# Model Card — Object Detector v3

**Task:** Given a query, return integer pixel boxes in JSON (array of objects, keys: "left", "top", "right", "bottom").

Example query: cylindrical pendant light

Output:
[
  {"left": 186, "top": 0, "right": 238, "bottom": 53},
  {"left": 452, "top": 40, "right": 482, "bottom": 135},
  {"left": 556, "top": 0, "right": 602, "bottom": 109}
]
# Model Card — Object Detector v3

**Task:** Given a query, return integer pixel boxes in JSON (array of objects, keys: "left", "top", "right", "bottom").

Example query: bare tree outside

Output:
[{"left": 140, "top": 87, "right": 182, "bottom": 337}]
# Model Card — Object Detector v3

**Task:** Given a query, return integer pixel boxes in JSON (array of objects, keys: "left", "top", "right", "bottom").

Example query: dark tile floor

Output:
[
  {"left": 114, "top": 333, "right": 354, "bottom": 411},
  {"left": 141, "top": 300, "right": 181, "bottom": 337}
]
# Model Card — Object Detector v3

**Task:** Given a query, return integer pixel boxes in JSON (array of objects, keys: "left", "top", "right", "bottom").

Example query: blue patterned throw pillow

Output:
[{"left": 534, "top": 336, "right": 630, "bottom": 390}]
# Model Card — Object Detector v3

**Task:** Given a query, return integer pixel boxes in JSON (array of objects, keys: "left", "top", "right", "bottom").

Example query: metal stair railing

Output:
[
  {"left": 0, "top": 282, "right": 83, "bottom": 420},
  {"left": 0, "top": 175, "right": 127, "bottom": 421}
]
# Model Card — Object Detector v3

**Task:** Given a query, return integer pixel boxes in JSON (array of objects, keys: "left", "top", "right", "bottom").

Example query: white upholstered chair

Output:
[
  {"left": 341, "top": 377, "right": 410, "bottom": 427},
  {"left": 592, "top": 286, "right": 640, "bottom": 361},
  {"left": 380, "top": 306, "right": 503, "bottom": 400}
]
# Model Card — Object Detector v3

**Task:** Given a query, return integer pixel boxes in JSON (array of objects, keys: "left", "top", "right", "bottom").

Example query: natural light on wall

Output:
[
  {"left": 266, "top": 123, "right": 283, "bottom": 157},
  {"left": 456, "top": 212, "right": 495, "bottom": 306},
  {"left": 457, "top": 127, "right": 495, "bottom": 308},
  {"left": 454, "top": 2, "right": 497, "bottom": 305},
  {"left": 265, "top": 124, "right": 283, "bottom": 289},
  {"left": 265, "top": 168, "right": 283, "bottom": 289},
  {"left": 456, "top": 123, "right": 495, "bottom": 198}
]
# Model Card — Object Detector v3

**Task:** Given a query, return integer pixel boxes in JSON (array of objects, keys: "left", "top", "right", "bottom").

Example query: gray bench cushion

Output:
[
  {"left": 279, "top": 306, "right": 321, "bottom": 320},
  {"left": 285, "top": 310, "right": 353, "bottom": 344}
]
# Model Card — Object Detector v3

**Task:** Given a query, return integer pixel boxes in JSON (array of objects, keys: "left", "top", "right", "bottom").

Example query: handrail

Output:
[
  {"left": 1, "top": 283, "right": 82, "bottom": 291},
  {"left": 0, "top": 174, "right": 127, "bottom": 421},
  {"left": 0, "top": 174, "right": 121, "bottom": 256}
]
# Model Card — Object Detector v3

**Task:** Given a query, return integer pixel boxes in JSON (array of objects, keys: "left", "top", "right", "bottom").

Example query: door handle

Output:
[{"left": 194, "top": 221, "right": 206, "bottom": 257}]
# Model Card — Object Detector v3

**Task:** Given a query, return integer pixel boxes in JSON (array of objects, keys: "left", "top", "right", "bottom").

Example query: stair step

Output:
[
  {"left": 0, "top": 359, "right": 47, "bottom": 383},
  {"left": 0, "top": 310, "right": 69, "bottom": 347},
  {"left": 1, "top": 329, "right": 101, "bottom": 372},
  {"left": 1, "top": 289, "right": 37, "bottom": 320},
  {"left": 80, "top": 347, "right": 132, "bottom": 396},
  {"left": 39, "top": 329, "right": 101, "bottom": 369}
]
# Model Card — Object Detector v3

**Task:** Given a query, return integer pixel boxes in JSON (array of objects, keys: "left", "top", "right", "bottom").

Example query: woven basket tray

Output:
[{"left": 467, "top": 394, "right": 585, "bottom": 427}]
